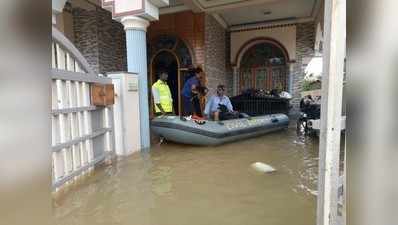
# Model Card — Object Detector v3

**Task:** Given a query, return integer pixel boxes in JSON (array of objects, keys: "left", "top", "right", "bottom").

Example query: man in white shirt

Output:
[{"left": 204, "top": 84, "right": 235, "bottom": 121}]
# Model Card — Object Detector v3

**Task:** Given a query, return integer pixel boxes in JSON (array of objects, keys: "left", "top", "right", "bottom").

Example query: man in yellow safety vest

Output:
[{"left": 152, "top": 71, "right": 174, "bottom": 116}]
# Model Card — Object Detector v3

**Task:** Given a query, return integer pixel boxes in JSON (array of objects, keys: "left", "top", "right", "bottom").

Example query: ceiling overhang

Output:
[
  {"left": 190, "top": 0, "right": 279, "bottom": 12},
  {"left": 159, "top": 0, "right": 322, "bottom": 30}
]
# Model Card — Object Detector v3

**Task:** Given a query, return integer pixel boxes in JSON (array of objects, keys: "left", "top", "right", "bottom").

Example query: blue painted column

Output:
[{"left": 121, "top": 16, "right": 151, "bottom": 149}]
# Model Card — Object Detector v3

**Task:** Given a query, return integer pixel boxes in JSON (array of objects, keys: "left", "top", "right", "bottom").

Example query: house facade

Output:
[
  {"left": 52, "top": 0, "right": 327, "bottom": 151},
  {"left": 51, "top": 3, "right": 347, "bottom": 224},
  {"left": 54, "top": 0, "right": 324, "bottom": 114}
]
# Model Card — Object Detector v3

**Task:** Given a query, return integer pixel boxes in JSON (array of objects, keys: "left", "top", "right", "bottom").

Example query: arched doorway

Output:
[
  {"left": 149, "top": 35, "right": 194, "bottom": 116},
  {"left": 151, "top": 50, "right": 180, "bottom": 114},
  {"left": 238, "top": 40, "right": 288, "bottom": 93}
]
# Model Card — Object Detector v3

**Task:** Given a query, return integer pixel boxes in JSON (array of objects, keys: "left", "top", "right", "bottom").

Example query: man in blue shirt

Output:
[
  {"left": 181, "top": 67, "right": 202, "bottom": 116},
  {"left": 204, "top": 84, "right": 235, "bottom": 121}
]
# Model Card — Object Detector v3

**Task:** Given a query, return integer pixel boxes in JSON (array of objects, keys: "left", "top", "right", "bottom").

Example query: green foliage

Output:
[{"left": 302, "top": 80, "right": 322, "bottom": 91}]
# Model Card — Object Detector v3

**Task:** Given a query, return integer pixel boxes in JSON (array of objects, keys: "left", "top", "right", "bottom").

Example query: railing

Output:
[
  {"left": 51, "top": 27, "right": 114, "bottom": 190},
  {"left": 230, "top": 94, "right": 290, "bottom": 116}
]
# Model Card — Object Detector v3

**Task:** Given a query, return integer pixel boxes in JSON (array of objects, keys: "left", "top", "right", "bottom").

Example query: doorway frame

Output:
[{"left": 149, "top": 49, "right": 182, "bottom": 116}]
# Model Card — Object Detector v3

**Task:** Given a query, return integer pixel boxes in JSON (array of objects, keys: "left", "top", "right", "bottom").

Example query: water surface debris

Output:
[{"left": 251, "top": 162, "right": 276, "bottom": 173}]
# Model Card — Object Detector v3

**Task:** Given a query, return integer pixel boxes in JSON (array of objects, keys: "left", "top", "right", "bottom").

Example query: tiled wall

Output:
[
  {"left": 73, "top": 7, "right": 127, "bottom": 74},
  {"left": 291, "top": 22, "right": 315, "bottom": 111},
  {"left": 204, "top": 14, "right": 230, "bottom": 96},
  {"left": 225, "top": 31, "right": 234, "bottom": 96}
]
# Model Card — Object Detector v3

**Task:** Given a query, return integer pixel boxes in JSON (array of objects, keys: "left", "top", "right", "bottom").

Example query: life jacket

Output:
[{"left": 152, "top": 80, "right": 173, "bottom": 113}]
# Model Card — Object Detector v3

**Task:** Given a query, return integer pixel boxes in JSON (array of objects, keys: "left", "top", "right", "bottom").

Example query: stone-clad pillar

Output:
[
  {"left": 288, "top": 63, "right": 294, "bottom": 94},
  {"left": 232, "top": 66, "right": 239, "bottom": 95},
  {"left": 121, "top": 16, "right": 151, "bottom": 149}
]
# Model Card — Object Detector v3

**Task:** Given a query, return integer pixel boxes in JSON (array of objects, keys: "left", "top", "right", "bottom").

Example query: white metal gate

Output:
[{"left": 51, "top": 27, "right": 114, "bottom": 190}]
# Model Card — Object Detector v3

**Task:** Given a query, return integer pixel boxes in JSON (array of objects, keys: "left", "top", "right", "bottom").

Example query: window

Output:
[{"left": 239, "top": 42, "right": 288, "bottom": 93}]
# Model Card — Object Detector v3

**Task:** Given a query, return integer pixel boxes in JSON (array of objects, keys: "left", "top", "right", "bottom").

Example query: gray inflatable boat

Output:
[{"left": 151, "top": 113, "right": 289, "bottom": 146}]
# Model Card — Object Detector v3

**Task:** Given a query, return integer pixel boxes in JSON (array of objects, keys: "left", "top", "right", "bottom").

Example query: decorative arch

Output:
[
  {"left": 235, "top": 37, "right": 290, "bottom": 93},
  {"left": 148, "top": 34, "right": 196, "bottom": 116},
  {"left": 148, "top": 34, "right": 195, "bottom": 69},
  {"left": 235, "top": 37, "right": 291, "bottom": 68}
]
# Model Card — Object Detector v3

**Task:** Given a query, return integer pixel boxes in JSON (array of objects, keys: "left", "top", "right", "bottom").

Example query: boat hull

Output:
[{"left": 151, "top": 114, "right": 289, "bottom": 146}]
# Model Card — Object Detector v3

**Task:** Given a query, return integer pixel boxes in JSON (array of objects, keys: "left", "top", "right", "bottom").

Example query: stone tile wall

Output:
[
  {"left": 204, "top": 14, "right": 230, "bottom": 96},
  {"left": 97, "top": 10, "right": 127, "bottom": 74},
  {"left": 290, "top": 22, "right": 315, "bottom": 112},
  {"left": 73, "top": 8, "right": 100, "bottom": 73},
  {"left": 73, "top": 7, "right": 127, "bottom": 74},
  {"left": 225, "top": 31, "right": 234, "bottom": 96}
]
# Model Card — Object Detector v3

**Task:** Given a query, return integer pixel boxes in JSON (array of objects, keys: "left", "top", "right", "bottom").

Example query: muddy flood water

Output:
[{"left": 54, "top": 124, "right": 319, "bottom": 225}]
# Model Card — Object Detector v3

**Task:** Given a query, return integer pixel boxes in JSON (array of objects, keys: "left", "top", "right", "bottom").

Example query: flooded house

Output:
[{"left": 51, "top": 0, "right": 346, "bottom": 224}]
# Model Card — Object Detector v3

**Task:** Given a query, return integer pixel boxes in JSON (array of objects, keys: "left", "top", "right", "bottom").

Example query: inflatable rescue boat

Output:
[{"left": 151, "top": 113, "right": 289, "bottom": 146}]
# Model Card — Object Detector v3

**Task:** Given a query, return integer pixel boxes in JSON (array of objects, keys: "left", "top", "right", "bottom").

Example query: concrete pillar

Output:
[
  {"left": 288, "top": 63, "right": 295, "bottom": 94},
  {"left": 121, "top": 16, "right": 151, "bottom": 149},
  {"left": 232, "top": 67, "right": 239, "bottom": 95},
  {"left": 316, "top": 0, "right": 346, "bottom": 225}
]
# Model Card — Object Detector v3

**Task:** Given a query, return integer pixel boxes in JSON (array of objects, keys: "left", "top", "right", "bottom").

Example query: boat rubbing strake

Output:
[{"left": 151, "top": 114, "right": 289, "bottom": 146}]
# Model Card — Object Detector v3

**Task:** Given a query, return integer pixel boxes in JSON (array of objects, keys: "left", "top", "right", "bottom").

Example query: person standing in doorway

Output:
[
  {"left": 181, "top": 66, "right": 203, "bottom": 116},
  {"left": 152, "top": 71, "right": 174, "bottom": 116}
]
